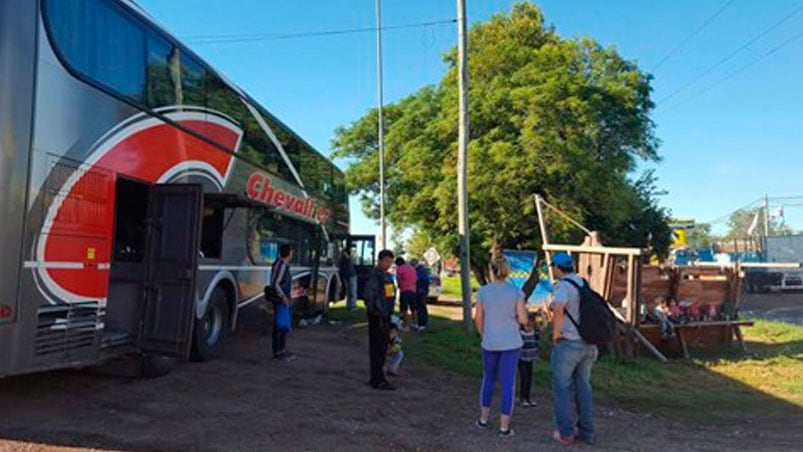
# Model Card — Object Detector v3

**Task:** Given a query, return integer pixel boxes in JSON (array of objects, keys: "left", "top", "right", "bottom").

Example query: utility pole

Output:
[
  {"left": 376, "top": 0, "right": 387, "bottom": 250},
  {"left": 764, "top": 193, "right": 770, "bottom": 237},
  {"left": 456, "top": 0, "right": 472, "bottom": 332}
]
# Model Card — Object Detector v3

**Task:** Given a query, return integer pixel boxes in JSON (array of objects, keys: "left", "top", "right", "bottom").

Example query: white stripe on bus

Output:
[
  {"left": 23, "top": 261, "right": 110, "bottom": 270},
  {"left": 198, "top": 265, "right": 313, "bottom": 272},
  {"left": 24, "top": 262, "right": 317, "bottom": 273},
  {"left": 237, "top": 293, "right": 264, "bottom": 309}
]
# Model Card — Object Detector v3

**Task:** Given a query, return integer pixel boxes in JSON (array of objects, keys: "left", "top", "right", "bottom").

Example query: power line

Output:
[
  {"left": 657, "top": 3, "right": 803, "bottom": 106},
  {"left": 705, "top": 197, "right": 764, "bottom": 225},
  {"left": 665, "top": 28, "right": 803, "bottom": 111},
  {"left": 652, "top": 0, "right": 735, "bottom": 71},
  {"left": 183, "top": 19, "right": 457, "bottom": 45}
]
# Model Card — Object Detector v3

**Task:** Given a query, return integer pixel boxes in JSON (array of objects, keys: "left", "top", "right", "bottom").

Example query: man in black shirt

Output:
[{"left": 363, "top": 249, "right": 396, "bottom": 390}]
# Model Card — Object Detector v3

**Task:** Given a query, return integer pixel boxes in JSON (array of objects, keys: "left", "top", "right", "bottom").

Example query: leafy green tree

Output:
[
  {"left": 332, "top": 2, "right": 669, "bottom": 282},
  {"left": 686, "top": 223, "right": 718, "bottom": 249},
  {"left": 725, "top": 207, "right": 791, "bottom": 239},
  {"left": 405, "top": 229, "right": 437, "bottom": 261}
]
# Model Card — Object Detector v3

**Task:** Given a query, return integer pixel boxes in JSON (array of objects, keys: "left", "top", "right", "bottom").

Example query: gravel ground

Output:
[{"left": 0, "top": 304, "right": 800, "bottom": 452}]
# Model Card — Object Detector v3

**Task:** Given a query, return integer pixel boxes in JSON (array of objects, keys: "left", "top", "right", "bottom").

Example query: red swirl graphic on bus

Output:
[{"left": 35, "top": 109, "right": 243, "bottom": 305}]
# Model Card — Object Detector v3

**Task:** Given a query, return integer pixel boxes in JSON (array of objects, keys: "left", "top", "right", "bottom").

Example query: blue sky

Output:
[{"left": 137, "top": 0, "right": 803, "bottom": 237}]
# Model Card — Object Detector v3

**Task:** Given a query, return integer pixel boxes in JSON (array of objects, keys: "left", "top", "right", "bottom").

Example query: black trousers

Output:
[
  {"left": 271, "top": 300, "right": 287, "bottom": 356},
  {"left": 416, "top": 291, "right": 429, "bottom": 327},
  {"left": 518, "top": 360, "right": 533, "bottom": 401},
  {"left": 368, "top": 313, "right": 388, "bottom": 386}
]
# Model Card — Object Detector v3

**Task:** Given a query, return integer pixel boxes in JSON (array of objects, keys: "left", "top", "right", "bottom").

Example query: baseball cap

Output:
[{"left": 551, "top": 252, "right": 574, "bottom": 269}]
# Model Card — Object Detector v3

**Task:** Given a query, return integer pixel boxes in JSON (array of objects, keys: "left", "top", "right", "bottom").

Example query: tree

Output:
[
  {"left": 725, "top": 207, "right": 791, "bottom": 239},
  {"left": 405, "top": 229, "right": 436, "bottom": 260},
  {"left": 332, "top": 2, "right": 669, "bottom": 283},
  {"left": 686, "top": 223, "right": 717, "bottom": 249}
]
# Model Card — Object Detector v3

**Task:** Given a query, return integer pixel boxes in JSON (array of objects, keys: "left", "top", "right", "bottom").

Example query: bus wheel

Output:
[{"left": 192, "top": 287, "right": 231, "bottom": 361}]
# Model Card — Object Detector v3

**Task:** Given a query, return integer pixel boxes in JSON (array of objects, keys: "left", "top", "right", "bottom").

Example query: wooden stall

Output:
[{"left": 534, "top": 195, "right": 753, "bottom": 361}]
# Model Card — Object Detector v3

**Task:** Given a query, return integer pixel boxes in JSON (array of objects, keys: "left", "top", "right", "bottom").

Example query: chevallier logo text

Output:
[{"left": 247, "top": 172, "right": 317, "bottom": 219}]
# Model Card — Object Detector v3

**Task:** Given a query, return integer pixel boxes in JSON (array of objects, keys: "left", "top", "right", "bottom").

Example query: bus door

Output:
[
  {"left": 346, "top": 235, "right": 376, "bottom": 299},
  {"left": 139, "top": 184, "right": 202, "bottom": 359}
]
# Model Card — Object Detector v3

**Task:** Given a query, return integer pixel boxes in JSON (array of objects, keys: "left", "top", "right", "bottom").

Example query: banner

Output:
[{"left": 502, "top": 250, "right": 553, "bottom": 306}]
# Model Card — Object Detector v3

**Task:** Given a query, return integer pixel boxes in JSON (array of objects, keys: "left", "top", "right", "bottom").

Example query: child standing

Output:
[
  {"left": 517, "top": 312, "right": 540, "bottom": 407},
  {"left": 384, "top": 323, "right": 404, "bottom": 376}
]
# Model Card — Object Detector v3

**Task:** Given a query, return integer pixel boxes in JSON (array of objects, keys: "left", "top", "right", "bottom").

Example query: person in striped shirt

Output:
[{"left": 517, "top": 311, "right": 541, "bottom": 407}]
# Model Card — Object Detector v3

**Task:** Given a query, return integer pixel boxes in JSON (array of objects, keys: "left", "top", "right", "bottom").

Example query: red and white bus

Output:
[{"left": 0, "top": 0, "right": 376, "bottom": 377}]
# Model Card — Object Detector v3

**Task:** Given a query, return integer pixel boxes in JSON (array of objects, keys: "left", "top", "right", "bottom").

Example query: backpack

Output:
[{"left": 561, "top": 278, "right": 617, "bottom": 345}]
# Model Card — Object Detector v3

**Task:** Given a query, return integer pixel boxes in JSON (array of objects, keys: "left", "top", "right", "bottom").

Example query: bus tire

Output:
[
  {"left": 140, "top": 354, "right": 178, "bottom": 379},
  {"left": 192, "top": 287, "right": 231, "bottom": 361}
]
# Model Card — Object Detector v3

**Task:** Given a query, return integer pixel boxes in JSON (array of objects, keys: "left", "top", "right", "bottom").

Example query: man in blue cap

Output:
[{"left": 549, "top": 252, "right": 598, "bottom": 446}]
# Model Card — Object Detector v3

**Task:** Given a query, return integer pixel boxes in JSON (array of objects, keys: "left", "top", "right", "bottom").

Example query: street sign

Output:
[{"left": 424, "top": 247, "right": 441, "bottom": 266}]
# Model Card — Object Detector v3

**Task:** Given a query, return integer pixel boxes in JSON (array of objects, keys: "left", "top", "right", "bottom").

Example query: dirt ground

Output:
[{"left": 1, "top": 304, "right": 801, "bottom": 452}]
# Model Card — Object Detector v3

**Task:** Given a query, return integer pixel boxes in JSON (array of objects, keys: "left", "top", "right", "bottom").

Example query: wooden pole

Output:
[
  {"left": 534, "top": 195, "right": 554, "bottom": 281},
  {"left": 626, "top": 255, "right": 635, "bottom": 324},
  {"left": 633, "top": 328, "right": 669, "bottom": 363}
]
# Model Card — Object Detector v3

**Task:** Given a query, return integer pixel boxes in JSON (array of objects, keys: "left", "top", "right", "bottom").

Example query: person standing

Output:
[
  {"left": 363, "top": 249, "right": 396, "bottom": 390},
  {"left": 549, "top": 252, "right": 598, "bottom": 446},
  {"left": 412, "top": 259, "right": 430, "bottom": 331},
  {"left": 517, "top": 312, "right": 540, "bottom": 407},
  {"left": 269, "top": 244, "right": 294, "bottom": 361},
  {"left": 395, "top": 257, "right": 418, "bottom": 331},
  {"left": 339, "top": 248, "right": 358, "bottom": 311},
  {"left": 474, "top": 252, "right": 528, "bottom": 437}
]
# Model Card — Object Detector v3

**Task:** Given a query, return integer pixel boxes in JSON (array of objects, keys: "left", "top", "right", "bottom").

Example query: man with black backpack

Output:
[{"left": 548, "top": 252, "right": 599, "bottom": 446}]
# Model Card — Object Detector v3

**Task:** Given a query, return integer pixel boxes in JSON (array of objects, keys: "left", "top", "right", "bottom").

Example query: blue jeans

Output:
[
  {"left": 480, "top": 348, "right": 520, "bottom": 416},
  {"left": 346, "top": 275, "right": 358, "bottom": 310},
  {"left": 551, "top": 339, "right": 598, "bottom": 439}
]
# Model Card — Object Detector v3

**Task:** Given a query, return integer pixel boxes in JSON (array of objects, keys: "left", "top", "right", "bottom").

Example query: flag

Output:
[{"left": 502, "top": 250, "right": 552, "bottom": 305}]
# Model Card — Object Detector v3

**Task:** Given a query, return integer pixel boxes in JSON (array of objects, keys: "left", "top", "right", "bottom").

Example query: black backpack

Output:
[{"left": 561, "top": 278, "right": 617, "bottom": 345}]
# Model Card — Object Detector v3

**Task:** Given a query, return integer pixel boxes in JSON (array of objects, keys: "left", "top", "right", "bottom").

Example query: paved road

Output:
[{"left": 741, "top": 292, "right": 803, "bottom": 325}]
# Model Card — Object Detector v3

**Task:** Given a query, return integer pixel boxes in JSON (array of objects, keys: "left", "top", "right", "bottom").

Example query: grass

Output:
[
  {"left": 440, "top": 275, "right": 480, "bottom": 297},
  {"left": 328, "top": 305, "right": 803, "bottom": 423}
]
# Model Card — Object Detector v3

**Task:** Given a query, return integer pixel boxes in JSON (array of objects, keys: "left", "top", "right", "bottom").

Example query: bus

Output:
[{"left": 0, "top": 0, "right": 376, "bottom": 377}]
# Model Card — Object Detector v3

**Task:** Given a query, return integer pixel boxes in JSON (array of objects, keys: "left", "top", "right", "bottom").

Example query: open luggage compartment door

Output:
[{"left": 139, "top": 184, "right": 202, "bottom": 359}]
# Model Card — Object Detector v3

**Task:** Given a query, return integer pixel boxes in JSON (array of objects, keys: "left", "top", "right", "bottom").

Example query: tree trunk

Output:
[
  {"left": 521, "top": 253, "right": 543, "bottom": 300},
  {"left": 471, "top": 262, "right": 489, "bottom": 286}
]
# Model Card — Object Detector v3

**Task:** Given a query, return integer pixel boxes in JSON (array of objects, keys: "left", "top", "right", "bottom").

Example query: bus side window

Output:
[
  {"left": 45, "top": 0, "right": 146, "bottom": 103},
  {"left": 247, "top": 209, "right": 280, "bottom": 265}
]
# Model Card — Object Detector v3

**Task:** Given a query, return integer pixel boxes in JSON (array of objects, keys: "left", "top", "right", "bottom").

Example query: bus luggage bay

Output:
[{"left": 0, "top": 0, "right": 375, "bottom": 377}]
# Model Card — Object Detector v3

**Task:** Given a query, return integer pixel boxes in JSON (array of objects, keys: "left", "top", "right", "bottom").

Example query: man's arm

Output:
[
  {"left": 273, "top": 261, "right": 290, "bottom": 305},
  {"left": 551, "top": 303, "right": 564, "bottom": 343},
  {"left": 363, "top": 272, "right": 380, "bottom": 314}
]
